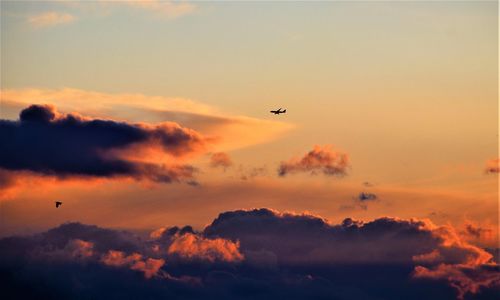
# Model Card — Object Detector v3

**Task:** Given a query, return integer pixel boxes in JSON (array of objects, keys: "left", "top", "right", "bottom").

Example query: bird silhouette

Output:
[{"left": 55, "top": 201, "right": 62, "bottom": 208}]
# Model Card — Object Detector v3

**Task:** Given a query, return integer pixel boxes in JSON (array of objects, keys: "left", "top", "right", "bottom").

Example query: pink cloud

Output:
[
  {"left": 168, "top": 233, "right": 244, "bottom": 263},
  {"left": 101, "top": 250, "right": 165, "bottom": 279},
  {"left": 210, "top": 152, "right": 233, "bottom": 170},
  {"left": 279, "top": 145, "right": 349, "bottom": 177}
]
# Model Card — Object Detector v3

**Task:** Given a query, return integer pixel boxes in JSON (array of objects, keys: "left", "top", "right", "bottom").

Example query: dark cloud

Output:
[
  {"left": 0, "top": 104, "right": 207, "bottom": 183},
  {"left": 339, "top": 192, "right": 379, "bottom": 211},
  {"left": 1, "top": 209, "right": 499, "bottom": 300},
  {"left": 209, "top": 152, "right": 232, "bottom": 170},
  {"left": 357, "top": 192, "right": 377, "bottom": 202},
  {"left": 278, "top": 145, "right": 349, "bottom": 177}
]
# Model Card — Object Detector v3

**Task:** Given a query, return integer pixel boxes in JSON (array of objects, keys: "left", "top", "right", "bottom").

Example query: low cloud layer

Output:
[
  {"left": 279, "top": 145, "right": 349, "bottom": 177},
  {"left": 1, "top": 208, "right": 498, "bottom": 299},
  {"left": 0, "top": 104, "right": 207, "bottom": 183}
]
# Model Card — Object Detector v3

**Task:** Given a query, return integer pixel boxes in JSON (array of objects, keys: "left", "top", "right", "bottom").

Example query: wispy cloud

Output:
[
  {"left": 279, "top": 145, "right": 349, "bottom": 177},
  {"left": 209, "top": 152, "right": 233, "bottom": 170},
  {"left": 0, "top": 88, "right": 294, "bottom": 152},
  {"left": 28, "top": 11, "right": 77, "bottom": 28},
  {"left": 128, "top": 0, "right": 197, "bottom": 19}
]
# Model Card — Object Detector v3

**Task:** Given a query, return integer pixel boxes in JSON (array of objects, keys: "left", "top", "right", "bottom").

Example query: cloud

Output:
[
  {"left": 238, "top": 166, "right": 268, "bottom": 181},
  {"left": 59, "top": 0, "right": 197, "bottom": 20},
  {"left": 340, "top": 192, "right": 379, "bottom": 211},
  {"left": 167, "top": 232, "right": 244, "bottom": 263},
  {"left": 485, "top": 158, "right": 499, "bottom": 174},
  {"left": 414, "top": 264, "right": 500, "bottom": 300},
  {"left": 63, "top": 239, "right": 95, "bottom": 259},
  {"left": 204, "top": 208, "right": 437, "bottom": 264},
  {"left": 209, "top": 152, "right": 232, "bottom": 170},
  {"left": 0, "top": 88, "right": 294, "bottom": 152},
  {"left": 1, "top": 209, "right": 498, "bottom": 299},
  {"left": 101, "top": 250, "right": 165, "bottom": 279},
  {"left": 278, "top": 145, "right": 349, "bottom": 177},
  {"left": 0, "top": 104, "right": 207, "bottom": 183},
  {"left": 128, "top": 0, "right": 197, "bottom": 19},
  {"left": 0, "top": 169, "right": 18, "bottom": 199},
  {"left": 28, "top": 11, "right": 77, "bottom": 28},
  {"left": 462, "top": 222, "right": 493, "bottom": 239},
  {"left": 357, "top": 192, "right": 377, "bottom": 202},
  {"left": 204, "top": 208, "right": 499, "bottom": 298}
]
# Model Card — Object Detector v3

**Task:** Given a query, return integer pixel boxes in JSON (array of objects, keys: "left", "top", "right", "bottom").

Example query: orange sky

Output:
[{"left": 0, "top": 1, "right": 498, "bottom": 250}]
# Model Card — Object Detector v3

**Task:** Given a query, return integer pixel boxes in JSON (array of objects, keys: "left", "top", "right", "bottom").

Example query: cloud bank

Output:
[
  {"left": 0, "top": 104, "right": 207, "bottom": 183},
  {"left": 0, "top": 88, "right": 294, "bottom": 152},
  {"left": 1, "top": 208, "right": 498, "bottom": 299}
]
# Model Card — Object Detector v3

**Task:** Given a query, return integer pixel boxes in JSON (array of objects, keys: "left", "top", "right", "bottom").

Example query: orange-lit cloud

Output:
[
  {"left": 1, "top": 210, "right": 498, "bottom": 298},
  {"left": 0, "top": 88, "right": 294, "bottom": 152},
  {"left": 0, "top": 104, "right": 207, "bottom": 184},
  {"left": 64, "top": 239, "right": 95, "bottom": 259},
  {"left": 279, "top": 145, "right": 349, "bottom": 177},
  {"left": 101, "top": 250, "right": 165, "bottom": 279},
  {"left": 168, "top": 232, "right": 244, "bottom": 263},
  {"left": 28, "top": 11, "right": 77, "bottom": 28},
  {"left": 412, "top": 221, "right": 499, "bottom": 299},
  {"left": 209, "top": 152, "right": 232, "bottom": 170},
  {"left": 128, "top": 0, "right": 197, "bottom": 19}
]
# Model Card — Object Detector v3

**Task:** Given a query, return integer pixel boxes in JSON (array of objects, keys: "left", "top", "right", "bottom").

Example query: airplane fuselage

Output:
[{"left": 270, "top": 108, "right": 286, "bottom": 115}]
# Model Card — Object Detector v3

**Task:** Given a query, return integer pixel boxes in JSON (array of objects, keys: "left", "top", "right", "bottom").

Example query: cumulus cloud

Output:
[
  {"left": 168, "top": 232, "right": 243, "bottom": 263},
  {"left": 209, "top": 152, "right": 233, "bottom": 170},
  {"left": 204, "top": 208, "right": 499, "bottom": 298},
  {"left": 1, "top": 210, "right": 499, "bottom": 299},
  {"left": 28, "top": 11, "right": 77, "bottom": 28},
  {"left": 485, "top": 158, "right": 499, "bottom": 174},
  {"left": 101, "top": 250, "right": 165, "bottom": 279},
  {"left": 278, "top": 145, "right": 349, "bottom": 177},
  {"left": 412, "top": 222, "right": 500, "bottom": 299},
  {"left": 0, "top": 104, "right": 207, "bottom": 183}
]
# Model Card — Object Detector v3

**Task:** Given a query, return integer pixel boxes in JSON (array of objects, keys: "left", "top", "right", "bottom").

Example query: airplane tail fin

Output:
[{"left": 283, "top": 109, "right": 287, "bottom": 113}]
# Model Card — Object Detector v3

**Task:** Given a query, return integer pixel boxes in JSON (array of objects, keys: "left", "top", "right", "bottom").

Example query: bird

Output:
[{"left": 55, "top": 201, "right": 62, "bottom": 208}]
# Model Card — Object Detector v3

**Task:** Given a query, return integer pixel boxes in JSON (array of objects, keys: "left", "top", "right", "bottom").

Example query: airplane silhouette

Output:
[
  {"left": 270, "top": 108, "right": 286, "bottom": 115},
  {"left": 55, "top": 201, "right": 62, "bottom": 208}
]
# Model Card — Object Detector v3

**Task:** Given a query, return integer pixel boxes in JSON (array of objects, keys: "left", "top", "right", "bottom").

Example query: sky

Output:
[{"left": 0, "top": 1, "right": 499, "bottom": 299}]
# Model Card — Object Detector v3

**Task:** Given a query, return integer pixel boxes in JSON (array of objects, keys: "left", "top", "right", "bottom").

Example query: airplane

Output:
[
  {"left": 55, "top": 201, "right": 62, "bottom": 208},
  {"left": 270, "top": 108, "right": 286, "bottom": 115}
]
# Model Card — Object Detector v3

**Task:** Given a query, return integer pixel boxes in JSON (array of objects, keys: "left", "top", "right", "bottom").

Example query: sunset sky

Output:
[{"left": 0, "top": 1, "right": 499, "bottom": 299}]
